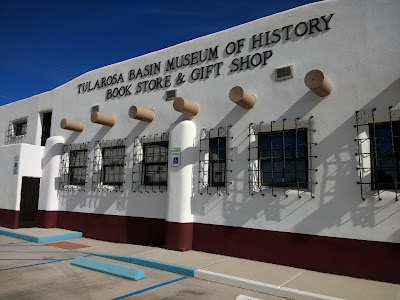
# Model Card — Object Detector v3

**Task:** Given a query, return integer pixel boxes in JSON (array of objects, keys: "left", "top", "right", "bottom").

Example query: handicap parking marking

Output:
[{"left": 112, "top": 276, "right": 188, "bottom": 300}]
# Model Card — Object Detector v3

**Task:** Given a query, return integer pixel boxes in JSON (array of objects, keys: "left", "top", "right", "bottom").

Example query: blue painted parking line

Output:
[
  {"left": 112, "top": 276, "right": 188, "bottom": 300},
  {"left": 0, "top": 250, "right": 73, "bottom": 253},
  {"left": 0, "top": 257, "right": 75, "bottom": 271},
  {"left": 0, "top": 241, "right": 31, "bottom": 246},
  {"left": 0, "top": 244, "right": 48, "bottom": 246},
  {"left": 0, "top": 255, "right": 91, "bottom": 271},
  {"left": 0, "top": 258, "right": 73, "bottom": 261}
]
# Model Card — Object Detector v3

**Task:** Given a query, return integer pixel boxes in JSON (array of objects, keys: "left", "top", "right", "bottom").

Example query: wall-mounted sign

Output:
[
  {"left": 13, "top": 155, "right": 19, "bottom": 175},
  {"left": 171, "top": 148, "right": 181, "bottom": 167},
  {"left": 75, "top": 13, "right": 334, "bottom": 100}
]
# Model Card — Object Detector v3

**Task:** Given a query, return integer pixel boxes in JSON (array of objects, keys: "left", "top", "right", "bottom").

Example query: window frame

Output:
[
  {"left": 369, "top": 121, "right": 400, "bottom": 190},
  {"left": 101, "top": 145, "right": 125, "bottom": 186},
  {"left": 258, "top": 128, "right": 309, "bottom": 189},
  {"left": 67, "top": 149, "right": 88, "bottom": 186},
  {"left": 208, "top": 137, "right": 227, "bottom": 187},
  {"left": 141, "top": 141, "right": 169, "bottom": 186}
]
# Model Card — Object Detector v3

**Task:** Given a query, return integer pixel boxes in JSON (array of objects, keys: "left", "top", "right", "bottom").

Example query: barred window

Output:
[
  {"left": 142, "top": 141, "right": 168, "bottom": 186},
  {"left": 209, "top": 137, "right": 226, "bottom": 187},
  {"left": 69, "top": 150, "right": 87, "bottom": 185},
  {"left": 5, "top": 117, "right": 28, "bottom": 144},
  {"left": 92, "top": 139, "right": 125, "bottom": 192},
  {"left": 355, "top": 108, "right": 400, "bottom": 200},
  {"left": 60, "top": 143, "right": 88, "bottom": 191},
  {"left": 14, "top": 118, "right": 27, "bottom": 136},
  {"left": 370, "top": 121, "right": 400, "bottom": 190},
  {"left": 102, "top": 146, "right": 125, "bottom": 186},
  {"left": 259, "top": 129, "right": 308, "bottom": 188}
]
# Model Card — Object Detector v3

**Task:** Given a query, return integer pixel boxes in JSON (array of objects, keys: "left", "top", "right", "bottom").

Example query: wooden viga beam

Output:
[
  {"left": 173, "top": 97, "right": 199, "bottom": 116},
  {"left": 128, "top": 106, "right": 155, "bottom": 122},
  {"left": 304, "top": 70, "right": 333, "bottom": 97},
  {"left": 229, "top": 86, "right": 256, "bottom": 109},
  {"left": 91, "top": 112, "right": 115, "bottom": 127},
  {"left": 60, "top": 118, "right": 84, "bottom": 132}
]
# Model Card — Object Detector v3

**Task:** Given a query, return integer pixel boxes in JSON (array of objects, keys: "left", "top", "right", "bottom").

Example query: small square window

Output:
[{"left": 11, "top": 118, "right": 28, "bottom": 137}]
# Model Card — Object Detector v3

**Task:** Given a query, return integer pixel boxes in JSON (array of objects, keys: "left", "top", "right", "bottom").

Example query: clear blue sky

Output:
[{"left": 0, "top": 0, "right": 318, "bottom": 105}]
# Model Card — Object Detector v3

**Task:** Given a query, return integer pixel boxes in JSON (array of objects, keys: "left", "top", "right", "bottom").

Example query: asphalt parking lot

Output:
[{"left": 0, "top": 234, "right": 283, "bottom": 300}]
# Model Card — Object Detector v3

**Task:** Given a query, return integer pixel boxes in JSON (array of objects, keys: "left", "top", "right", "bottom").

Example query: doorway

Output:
[
  {"left": 41, "top": 111, "right": 52, "bottom": 146},
  {"left": 19, "top": 177, "right": 40, "bottom": 228}
]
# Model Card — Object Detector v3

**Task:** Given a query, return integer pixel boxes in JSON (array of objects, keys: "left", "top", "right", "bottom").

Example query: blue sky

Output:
[{"left": 0, "top": 0, "right": 318, "bottom": 105}]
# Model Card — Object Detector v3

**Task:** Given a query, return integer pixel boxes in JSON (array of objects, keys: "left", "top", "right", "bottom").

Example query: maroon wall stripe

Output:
[
  {"left": 192, "top": 223, "right": 400, "bottom": 284},
  {"left": 165, "top": 222, "right": 193, "bottom": 251},
  {"left": 0, "top": 209, "right": 19, "bottom": 229},
  {"left": 33, "top": 209, "right": 400, "bottom": 284},
  {"left": 56, "top": 211, "right": 165, "bottom": 246},
  {"left": 37, "top": 210, "right": 58, "bottom": 228}
]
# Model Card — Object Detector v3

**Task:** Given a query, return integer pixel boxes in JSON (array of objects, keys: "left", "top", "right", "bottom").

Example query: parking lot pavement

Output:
[{"left": 0, "top": 236, "right": 283, "bottom": 300}]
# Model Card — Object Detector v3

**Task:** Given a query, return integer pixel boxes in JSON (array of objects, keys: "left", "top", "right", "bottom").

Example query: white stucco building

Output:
[{"left": 1, "top": 0, "right": 399, "bottom": 283}]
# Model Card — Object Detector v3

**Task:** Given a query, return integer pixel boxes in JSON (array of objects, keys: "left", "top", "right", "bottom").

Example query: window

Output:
[
  {"left": 142, "top": 141, "right": 168, "bottom": 186},
  {"left": 14, "top": 118, "right": 27, "bottom": 136},
  {"left": 355, "top": 108, "right": 400, "bottom": 200},
  {"left": 68, "top": 150, "right": 87, "bottom": 185},
  {"left": 209, "top": 137, "right": 226, "bottom": 187},
  {"left": 92, "top": 139, "right": 125, "bottom": 192},
  {"left": 258, "top": 129, "right": 308, "bottom": 188},
  {"left": 59, "top": 143, "right": 88, "bottom": 191},
  {"left": 369, "top": 121, "right": 400, "bottom": 190},
  {"left": 41, "top": 111, "right": 52, "bottom": 146},
  {"left": 102, "top": 146, "right": 125, "bottom": 186}
]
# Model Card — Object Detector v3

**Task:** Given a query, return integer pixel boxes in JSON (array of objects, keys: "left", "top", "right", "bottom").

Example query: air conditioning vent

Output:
[
  {"left": 275, "top": 65, "right": 294, "bottom": 81},
  {"left": 91, "top": 105, "right": 100, "bottom": 113},
  {"left": 166, "top": 89, "right": 177, "bottom": 101}
]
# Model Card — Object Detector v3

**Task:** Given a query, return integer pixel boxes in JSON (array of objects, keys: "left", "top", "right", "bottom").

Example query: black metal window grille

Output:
[
  {"left": 142, "top": 141, "right": 169, "bottom": 186},
  {"left": 259, "top": 129, "right": 308, "bottom": 187},
  {"left": 355, "top": 107, "right": 400, "bottom": 200},
  {"left": 198, "top": 127, "right": 232, "bottom": 195},
  {"left": 209, "top": 137, "right": 227, "bottom": 187},
  {"left": 59, "top": 143, "right": 88, "bottom": 191},
  {"left": 5, "top": 117, "right": 28, "bottom": 144},
  {"left": 132, "top": 132, "right": 169, "bottom": 193},
  {"left": 14, "top": 119, "right": 27, "bottom": 136},
  {"left": 248, "top": 117, "right": 317, "bottom": 198},
  {"left": 92, "top": 139, "right": 126, "bottom": 192},
  {"left": 102, "top": 146, "right": 125, "bottom": 185}
]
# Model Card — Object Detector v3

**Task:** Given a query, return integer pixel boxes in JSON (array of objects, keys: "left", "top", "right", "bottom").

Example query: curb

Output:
[
  {"left": 194, "top": 270, "right": 344, "bottom": 300},
  {"left": 71, "top": 256, "right": 145, "bottom": 280},
  {"left": 0, "top": 228, "right": 82, "bottom": 243},
  {"left": 80, "top": 251, "right": 195, "bottom": 277},
  {"left": 82, "top": 250, "right": 343, "bottom": 300}
]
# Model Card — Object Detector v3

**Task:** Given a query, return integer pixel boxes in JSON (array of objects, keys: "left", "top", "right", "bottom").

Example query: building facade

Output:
[{"left": 1, "top": 0, "right": 399, "bottom": 283}]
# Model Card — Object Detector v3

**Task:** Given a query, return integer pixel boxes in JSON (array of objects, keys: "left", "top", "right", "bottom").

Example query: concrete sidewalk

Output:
[{"left": 1, "top": 227, "right": 399, "bottom": 300}]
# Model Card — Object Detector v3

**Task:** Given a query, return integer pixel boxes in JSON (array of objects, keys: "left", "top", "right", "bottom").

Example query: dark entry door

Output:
[{"left": 19, "top": 177, "right": 40, "bottom": 228}]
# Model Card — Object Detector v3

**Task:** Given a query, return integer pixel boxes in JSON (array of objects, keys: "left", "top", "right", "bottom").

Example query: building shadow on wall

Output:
[
  {"left": 293, "top": 76, "right": 400, "bottom": 235},
  {"left": 194, "top": 77, "right": 400, "bottom": 236}
]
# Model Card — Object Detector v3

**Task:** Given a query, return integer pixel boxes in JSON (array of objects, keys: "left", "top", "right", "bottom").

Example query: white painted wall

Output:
[
  {"left": 0, "top": 144, "right": 43, "bottom": 211},
  {"left": 0, "top": 0, "right": 399, "bottom": 243}
]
